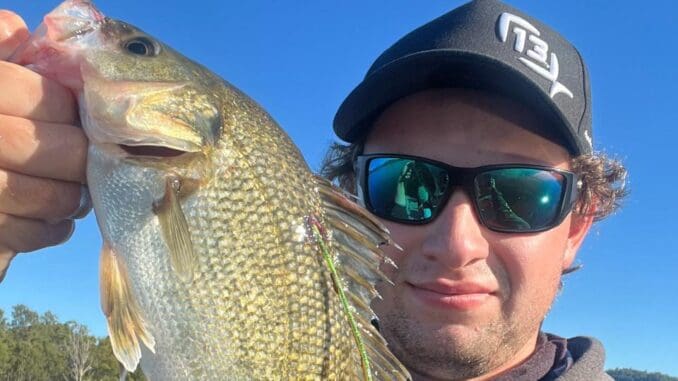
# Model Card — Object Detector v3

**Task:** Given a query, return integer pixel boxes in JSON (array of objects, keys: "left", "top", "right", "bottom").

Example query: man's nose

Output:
[{"left": 419, "top": 189, "right": 488, "bottom": 268}]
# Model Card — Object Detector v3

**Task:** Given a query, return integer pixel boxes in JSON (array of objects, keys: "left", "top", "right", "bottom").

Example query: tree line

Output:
[
  {"left": 0, "top": 304, "right": 145, "bottom": 381},
  {"left": 608, "top": 368, "right": 678, "bottom": 381}
]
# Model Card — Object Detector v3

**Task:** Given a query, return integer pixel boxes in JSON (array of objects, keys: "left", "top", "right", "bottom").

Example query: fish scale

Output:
[{"left": 13, "top": 0, "right": 411, "bottom": 379}]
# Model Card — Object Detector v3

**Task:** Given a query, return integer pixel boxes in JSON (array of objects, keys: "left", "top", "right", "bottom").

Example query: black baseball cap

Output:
[{"left": 333, "top": 0, "right": 593, "bottom": 155}]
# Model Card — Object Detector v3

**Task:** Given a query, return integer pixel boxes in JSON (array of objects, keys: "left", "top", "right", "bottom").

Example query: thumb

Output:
[{"left": 0, "top": 10, "right": 29, "bottom": 61}]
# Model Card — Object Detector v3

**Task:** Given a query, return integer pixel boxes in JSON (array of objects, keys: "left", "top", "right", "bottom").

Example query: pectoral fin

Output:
[
  {"left": 153, "top": 176, "right": 197, "bottom": 282},
  {"left": 100, "top": 241, "right": 155, "bottom": 372}
]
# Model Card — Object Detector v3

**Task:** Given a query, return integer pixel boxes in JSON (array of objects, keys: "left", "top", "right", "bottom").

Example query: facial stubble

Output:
[{"left": 379, "top": 274, "right": 563, "bottom": 380}]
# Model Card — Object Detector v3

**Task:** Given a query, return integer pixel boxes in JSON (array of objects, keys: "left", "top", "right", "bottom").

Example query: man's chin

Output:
[{"left": 379, "top": 312, "right": 517, "bottom": 380}]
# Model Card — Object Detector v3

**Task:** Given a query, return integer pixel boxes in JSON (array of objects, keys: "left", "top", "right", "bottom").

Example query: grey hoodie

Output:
[
  {"left": 494, "top": 333, "right": 612, "bottom": 380},
  {"left": 556, "top": 336, "right": 613, "bottom": 381}
]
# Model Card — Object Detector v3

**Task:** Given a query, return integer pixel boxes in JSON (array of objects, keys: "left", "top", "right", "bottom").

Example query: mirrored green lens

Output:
[
  {"left": 367, "top": 158, "right": 449, "bottom": 222},
  {"left": 474, "top": 168, "right": 565, "bottom": 231}
]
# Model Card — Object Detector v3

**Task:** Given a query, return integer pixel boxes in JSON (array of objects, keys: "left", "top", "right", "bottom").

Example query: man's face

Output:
[{"left": 364, "top": 89, "right": 592, "bottom": 380}]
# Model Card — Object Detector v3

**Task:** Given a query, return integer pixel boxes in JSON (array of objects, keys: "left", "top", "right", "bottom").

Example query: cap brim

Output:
[{"left": 334, "top": 50, "right": 582, "bottom": 155}]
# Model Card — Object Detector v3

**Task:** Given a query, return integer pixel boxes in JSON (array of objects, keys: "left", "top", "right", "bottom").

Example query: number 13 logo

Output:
[{"left": 497, "top": 13, "right": 574, "bottom": 100}]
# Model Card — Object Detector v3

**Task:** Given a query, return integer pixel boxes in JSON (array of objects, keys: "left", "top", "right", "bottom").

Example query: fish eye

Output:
[{"left": 123, "top": 37, "right": 159, "bottom": 57}]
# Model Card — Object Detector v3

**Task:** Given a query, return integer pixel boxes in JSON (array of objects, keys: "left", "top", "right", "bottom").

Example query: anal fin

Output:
[{"left": 100, "top": 241, "right": 156, "bottom": 372}]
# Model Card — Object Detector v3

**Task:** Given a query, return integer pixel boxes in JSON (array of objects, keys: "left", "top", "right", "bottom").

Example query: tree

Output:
[
  {"left": 41, "top": 311, "right": 60, "bottom": 326},
  {"left": 65, "top": 322, "right": 94, "bottom": 381},
  {"left": 607, "top": 368, "right": 678, "bottom": 381},
  {"left": 88, "top": 337, "right": 121, "bottom": 381},
  {"left": 0, "top": 305, "right": 149, "bottom": 381},
  {"left": 2, "top": 306, "right": 69, "bottom": 380},
  {"left": 89, "top": 337, "right": 147, "bottom": 381},
  {"left": 9, "top": 304, "right": 39, "bottom": 330},
  {"left": 0, "top": 308, "right": 9, "bottom": 379}
]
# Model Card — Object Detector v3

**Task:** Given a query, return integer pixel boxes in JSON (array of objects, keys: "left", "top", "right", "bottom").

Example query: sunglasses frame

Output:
[{"left": 355, "top": 153, "right": 581, "bottom": 233}]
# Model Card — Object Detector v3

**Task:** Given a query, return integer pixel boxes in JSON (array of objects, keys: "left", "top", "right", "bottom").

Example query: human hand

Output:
[{"left": 0, "top": 10, "right": 89, "bottom": 283}]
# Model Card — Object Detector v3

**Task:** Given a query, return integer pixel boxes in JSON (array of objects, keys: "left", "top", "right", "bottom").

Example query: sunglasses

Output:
[{"left": 355, "top": 154, "right": 581, "bottom": 233}]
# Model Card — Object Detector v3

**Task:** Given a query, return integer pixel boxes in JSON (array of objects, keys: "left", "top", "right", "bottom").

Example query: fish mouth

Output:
[
  {"left": 118, "top": 144, "right": 187, "bottom": 158},
  {"left": 53, "top": 25, "right": 97, "bottom": 42},
  {"left": 45, "top": 0, "right": 107, "bottom": 42}
]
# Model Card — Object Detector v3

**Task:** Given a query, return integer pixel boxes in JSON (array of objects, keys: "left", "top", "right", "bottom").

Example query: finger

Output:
[
  {"left": 0, "top": 61, "right": 77, "bottom": 124},
  {"left": 0, "top": 213, "right": 74, "bottom": 253},
  {"left": 0, "top": 114, "right": 87, "bottom": 182},
  {"left": 0, "top": 10, "right": 29, "bottom": 60},
  {"left": 0, "top": 248, "right": 16, "bottom": 283},
  {"left": 0, "top": 168, "right": 83, "bottom": 221}
]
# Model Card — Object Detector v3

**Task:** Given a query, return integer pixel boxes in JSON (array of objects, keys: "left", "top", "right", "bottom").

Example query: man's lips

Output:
[
  {"left": 406, "top": 280, "right": 497, "bottom": 310},
  {"left": 410, "top": 280, "right": 495, "bottom": 295}
]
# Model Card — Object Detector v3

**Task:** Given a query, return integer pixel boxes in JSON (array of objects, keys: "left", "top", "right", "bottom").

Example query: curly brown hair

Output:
[{"left": 320, "top": 140, "right": 628, "bottom": 221}]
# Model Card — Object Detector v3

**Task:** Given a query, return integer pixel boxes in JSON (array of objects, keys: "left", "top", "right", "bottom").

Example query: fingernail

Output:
[
  {"left": 0, "top": 10, "right": 29, "bottom": 60},
  {"left": 56, "top": 220, "right": 76, "bottom": 246},
  {"left": 68, "top": 185, "right": 92, "bottom": 220},
  {"left": 0, "top": 10, "right": 15, "bottom": 38}
]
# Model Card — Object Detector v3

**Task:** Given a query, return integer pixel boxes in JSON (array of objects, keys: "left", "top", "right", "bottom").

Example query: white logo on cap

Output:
[
  {"left": 584, "top": 130, "right": 593, "bottom": 148},
  {"left": 497, "top": 12, "right": 573, "bottom": 100}
]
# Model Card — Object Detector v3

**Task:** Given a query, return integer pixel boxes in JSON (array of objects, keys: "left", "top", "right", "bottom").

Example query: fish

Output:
[{"left": 11, "top": 1, "right": 410, "bottom": 379}]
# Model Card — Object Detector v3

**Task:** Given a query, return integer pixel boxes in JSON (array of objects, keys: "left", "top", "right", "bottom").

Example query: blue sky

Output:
[{"left": 1, "top": 0, "right": 676, "bottom": 376}]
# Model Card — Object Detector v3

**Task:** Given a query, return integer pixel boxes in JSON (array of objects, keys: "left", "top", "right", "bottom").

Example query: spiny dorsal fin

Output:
[
  {"left": 100, "top": 241, "right": 156, "bottom": 372},
  {"left": 153, "top": 175, "right": 197, "bottom": 282},
  {"left": 313, "top": 175, "right": 410, "bottom": 381}
]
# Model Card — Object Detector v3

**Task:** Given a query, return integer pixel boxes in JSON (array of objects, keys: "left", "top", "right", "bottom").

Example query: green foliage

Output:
[
  {"left": 2, "top": 305, "right": 70, "bottom": 380},
  {"left": 0, "top": 308, "right": 10, "bottom": 379},
  {"left": 88, "top": 337, "right": 121, "bottom": 381},
  {"left": 89, "top": 337, "right": 146, "bottom": 381},
  {"left": 607, "top": 368, "right": 678, "bottom": 381},
  {"left": 0, "top": 305, "right": 146, "bottom": 381},
  {"left": 10, "top": 304, "right": 39, "bottom": 329}
]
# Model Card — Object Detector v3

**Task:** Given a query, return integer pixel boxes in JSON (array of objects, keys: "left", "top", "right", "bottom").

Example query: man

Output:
[
  {"left": 322, "top": 0, "right": 626, "bottom": 380},
  {"left": 0, "top": 1, "right": 627, "bottom": 380}
]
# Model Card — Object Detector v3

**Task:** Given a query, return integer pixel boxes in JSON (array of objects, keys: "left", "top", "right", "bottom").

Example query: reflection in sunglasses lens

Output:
[
  {"left": 365, "top": 157, "right": 568, "bottom": 232},
  {"left": 475, "top": 169, "right": 564, "bottom": 231}
]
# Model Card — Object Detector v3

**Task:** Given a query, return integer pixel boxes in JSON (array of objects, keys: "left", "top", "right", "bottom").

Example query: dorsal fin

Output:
[
  {"left": 100, "top": 241, "right": 156, "bottom": 372},
  {"left": 313, "top": 175, "right": 410, "bottom": 381}
]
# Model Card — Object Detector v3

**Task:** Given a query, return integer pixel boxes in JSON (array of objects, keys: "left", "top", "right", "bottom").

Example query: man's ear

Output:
[{"left": 562, "top": 210, "right": 595, "bottom": 271}]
